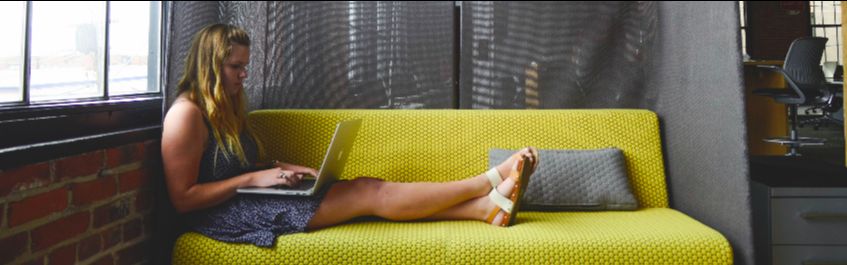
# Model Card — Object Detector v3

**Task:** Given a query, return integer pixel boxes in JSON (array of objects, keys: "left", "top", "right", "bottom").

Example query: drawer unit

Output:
[
  {"left": 750, "top": 156, "right": 847, "bottom": 265},
  {"left": 772, "top": 246, "right": 847, "bottom": 265},
  {"left": 771, "top": 198, "right": 847, "bottom": 245}
]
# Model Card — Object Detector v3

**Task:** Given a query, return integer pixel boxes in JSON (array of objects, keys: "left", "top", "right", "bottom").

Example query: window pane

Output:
[
  {"left": 825, "top": 27, "right": 839, "bottom": 62},
  {"left": 109, "top": 1, "right": 161, "bottom": 96},
  {"left": 812, "top": 1, "right": 823, "bottom": 24},
  {"left": 30, "top": 1, "right": 106, "bottom": 102},
  {"left": 0, "top": 1, "right": 26, "bottom": 103}
]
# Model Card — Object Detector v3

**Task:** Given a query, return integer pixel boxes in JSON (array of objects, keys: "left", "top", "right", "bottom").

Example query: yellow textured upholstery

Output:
[
  {"left": 172, "top": 109, "right": 732, "bottom": 264},
  {"left": 175, "top": 209, "right": 731, "bottom": 264}
]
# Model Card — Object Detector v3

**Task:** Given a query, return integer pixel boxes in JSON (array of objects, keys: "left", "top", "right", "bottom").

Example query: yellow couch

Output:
[{"left": 172, "top": 109, "right": 732, "bottom": 264}]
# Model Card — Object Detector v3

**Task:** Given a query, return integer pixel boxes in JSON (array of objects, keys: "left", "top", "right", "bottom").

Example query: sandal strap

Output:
[
  {"left": 485, "top": 206, "right": 501, "bottom": 224},
  {"left": 485, "top": 167, "right": 502, "bottom": 188},
  {"left": 488, "top": 188, "right": 514, "bottom": 214}
]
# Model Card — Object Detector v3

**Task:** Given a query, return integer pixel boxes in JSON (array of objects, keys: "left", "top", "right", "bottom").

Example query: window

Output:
[
  {"left": 0, "top": 2, "right": 26, "bottom": 103},
  {"left": 810, "top": 1, "right": 842, "bottom": 65},
  {"left": 0, "top": 1, "right": 164, "bottom": 168}
]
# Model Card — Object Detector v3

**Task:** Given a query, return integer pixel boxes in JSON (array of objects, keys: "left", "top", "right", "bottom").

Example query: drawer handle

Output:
[
  {"left": 800, "top": 212, "right": 847, "bottom": 221},
  {"left": 802, "top": 261, "right": 847, "bottom": 265}
]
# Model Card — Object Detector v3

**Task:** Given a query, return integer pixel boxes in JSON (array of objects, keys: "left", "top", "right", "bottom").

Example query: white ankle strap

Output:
[
  {"left": 488, "top": 189, "right": 513, "bottom": 214},
  {"left": 485, "top": 168, "right": 502, "bottom": 188}
]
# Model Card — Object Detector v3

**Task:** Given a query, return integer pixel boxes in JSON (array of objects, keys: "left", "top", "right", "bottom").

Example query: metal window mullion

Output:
[
  {"left": 831, "top": 0, "right": 836, "bottom": 25},
  {"left": 832, "top": 1, "right": 840, "bottom": 64},
  {"left": 148, "top": 1, "right": 161, "bottom": 96},
  {"left": 23, "top": 1, "right": 32, "bottom": 106},
  {"left": 837, "top": 19, "right": 841, "bottom": 63},
  {"left": 104, "top": 1, "right": 111, "bottom": 99},
  {"left": 159, "top": 1, "right": 169, "bottom": 121}
]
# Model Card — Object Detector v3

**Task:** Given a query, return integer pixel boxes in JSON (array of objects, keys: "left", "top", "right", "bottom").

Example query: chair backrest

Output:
[{"left": 783, "top": 37, "right": 828, "bottom": 92}]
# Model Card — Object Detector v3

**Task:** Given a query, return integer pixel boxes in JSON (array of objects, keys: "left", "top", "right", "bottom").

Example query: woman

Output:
[{"left": 161, "top": 24, "right": 538, "bottom": 247}]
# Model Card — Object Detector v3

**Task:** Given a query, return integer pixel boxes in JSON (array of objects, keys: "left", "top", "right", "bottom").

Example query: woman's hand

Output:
[
  {"left": 275, "top": 162, "right": 319, "bottom": 179},
  {"left": 248, "top": 167, "right": 305, "bottom": 188}
]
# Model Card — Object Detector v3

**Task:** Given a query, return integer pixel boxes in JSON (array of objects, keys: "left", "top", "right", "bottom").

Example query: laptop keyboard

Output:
[{"left": 275, "top": 179, "right": 316, "bottom": 191}]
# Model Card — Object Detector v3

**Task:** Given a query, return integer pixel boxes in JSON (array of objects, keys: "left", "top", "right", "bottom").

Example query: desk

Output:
[
  {"left": 826, "top": 80, "right": 844, "bottom": 124},
  {"left": 744, "top": 61, "right": 788, "bottom": 155}
]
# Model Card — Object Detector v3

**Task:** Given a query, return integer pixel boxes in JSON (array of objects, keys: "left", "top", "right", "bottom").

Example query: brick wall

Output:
[{"left": 0, "top": 140, "right": 161, "bottom": 265}]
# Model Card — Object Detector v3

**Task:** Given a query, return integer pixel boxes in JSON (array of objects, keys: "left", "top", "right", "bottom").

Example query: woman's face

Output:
[{"left": 222, "top": 44, "right": 250, "bottom": 96}]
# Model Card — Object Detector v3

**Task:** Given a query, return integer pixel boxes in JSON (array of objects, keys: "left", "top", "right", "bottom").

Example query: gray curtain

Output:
[
  {"left": 164, "top": 2, "right": 753, "bottom": 264},
  {"left": 460, "top": 1, "right": 657, "bottom": 109},
  {"left": 166, "top": 1, "right": 454, "bottom": 110}
]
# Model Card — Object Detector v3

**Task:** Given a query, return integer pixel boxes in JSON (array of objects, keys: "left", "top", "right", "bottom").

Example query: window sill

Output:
[{"left": 0, "top": 96, "right": 163, "bottom": 170}]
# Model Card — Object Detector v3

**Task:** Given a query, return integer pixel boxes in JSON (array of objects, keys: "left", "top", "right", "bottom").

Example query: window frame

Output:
[
  {"left": 809, "top": 1, "right": 842, "bottom": 65},
  {"left": 0, "top": 1, "right": 168, "bottom": 170}
]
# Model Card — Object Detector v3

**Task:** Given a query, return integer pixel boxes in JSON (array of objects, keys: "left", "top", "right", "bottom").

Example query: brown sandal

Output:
[{"left": 485, "top": 154, "right": 534, "bottom": 227}]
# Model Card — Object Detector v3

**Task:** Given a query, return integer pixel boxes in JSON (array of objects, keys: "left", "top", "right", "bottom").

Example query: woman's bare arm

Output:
[{"left": 161, "top": 100, "right": 288, "bottom": 213}]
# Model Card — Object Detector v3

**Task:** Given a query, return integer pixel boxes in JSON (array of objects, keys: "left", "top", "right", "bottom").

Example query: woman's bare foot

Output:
[
  {"left": 466, "top": 147, "right": 538, "bottom": 226},
  {"left": 476, "top": 162, "right": 519, "bottom": 226},
  {"left": 493, "top": 147, "right": 538, "bottom": 183}
]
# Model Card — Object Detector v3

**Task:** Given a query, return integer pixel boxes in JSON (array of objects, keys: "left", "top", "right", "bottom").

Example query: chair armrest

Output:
[
  {"left": 754, "top": 65, "right": 806, "bottom": 102},
  {"left": 755, "top": 64, "right": 781, "bottom": 71}
]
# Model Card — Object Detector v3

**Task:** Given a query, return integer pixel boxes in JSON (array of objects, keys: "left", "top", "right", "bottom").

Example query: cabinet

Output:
[{"left": 751, "top": 156, "right": 847, "bottom": 265}]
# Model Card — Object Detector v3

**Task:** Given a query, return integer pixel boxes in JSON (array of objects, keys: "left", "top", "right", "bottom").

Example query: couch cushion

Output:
[
  {"left": 173, "top": 208, "right": 732, "bottom": 264},
  {"left": 489, "top": 148, "right": 638, "bottom": 211},
  {"left": 249, "top": 109, "right": 668, "bottom": 208}
]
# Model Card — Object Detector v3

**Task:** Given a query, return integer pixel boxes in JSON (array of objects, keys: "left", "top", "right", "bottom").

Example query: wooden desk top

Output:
[{"left": 744, "top": 60, "right": 783, "bottom": 66}]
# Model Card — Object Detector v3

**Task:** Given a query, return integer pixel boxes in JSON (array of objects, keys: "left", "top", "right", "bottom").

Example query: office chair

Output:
[
  {"left": 799, "top": 63, "right": 844, "bottom": 129},
  {"left": 753, "top": 37, "right": 830, "bottom": 156},
  {"left": 799, "top": 84, "right": 843, "bottom": 129}
]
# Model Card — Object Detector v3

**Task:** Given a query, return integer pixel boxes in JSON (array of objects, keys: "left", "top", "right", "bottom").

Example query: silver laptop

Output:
[{"left": 236, "top": 119, "right": 362, "bottom": 196}]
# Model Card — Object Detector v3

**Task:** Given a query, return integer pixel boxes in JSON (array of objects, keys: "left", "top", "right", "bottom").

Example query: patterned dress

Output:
[{"left": 187, "top": 123, "right": 326, "bottom": 247}]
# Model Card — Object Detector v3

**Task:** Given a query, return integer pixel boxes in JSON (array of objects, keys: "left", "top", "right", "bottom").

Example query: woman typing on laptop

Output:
[{"left": 161, "top": 24, "right": 539, "bottom": 247}]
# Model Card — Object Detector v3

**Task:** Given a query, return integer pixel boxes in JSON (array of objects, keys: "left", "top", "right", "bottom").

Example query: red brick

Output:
[
  {"left": 141, "top": 216, "right": 154, "bottom": 238},
  {"left": 20, "top": 256, "right": 44, "bottom": 265},
  {"left": 122, "top": 219, "right": 143, "bottom": 241},
  {"left": 134, "top": 191, "right": 153, "bottom": 213},
  {"left": 106, "top": 143, "right": 145, "bottom": 169},
  {"left": 101, "top": 225, "right": 122, "bottom": 248},
  {"left": 118, "top": 170, "right": 150, "bottom": 193},
  {"left": 72, "top": 177, "right": 117, "bottom": 205},
  {"left": 77, "top": 234, "right": 102, "bottom": 262},
  {"left": 9, "top": 188, "right": 68, "bottom": 227},
  {"left": 90, "top": 254, "right": 114, "bottom": 265},
  {"left": 31, "top": 212, "right": 90, "bottom": 251},
  {"left": 140, "top": 141, "right": 162, "bottom": 167},
  {"left": 56, "top": 151, "right": 103, "bottom": 180},
  {"left": 116, "top": 242, "right": 147, "bottom": 265},
  {"left": 0, "top": 162, "right": 51, "bottom": 197},
  {"left": 49, "top": 243, "right": 77, "bottom": 265},
  {"left": 0, "top": 232, "right": 29, "bottom": 264},
  {"left": 93, "top": 199, "right": 130, "bottom": 229}
]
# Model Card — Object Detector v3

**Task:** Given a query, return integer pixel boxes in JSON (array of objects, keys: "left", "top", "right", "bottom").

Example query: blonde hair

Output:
[{"left": 177, "top": 24, "right": 254, "bottom": 166}]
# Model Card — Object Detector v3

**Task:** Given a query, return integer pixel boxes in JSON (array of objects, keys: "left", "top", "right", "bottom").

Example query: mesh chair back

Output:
[{"left": 783, "top": 37, "right": 828, "bottom": 92}]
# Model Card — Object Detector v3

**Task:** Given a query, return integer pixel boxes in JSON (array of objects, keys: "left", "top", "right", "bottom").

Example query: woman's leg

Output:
[
  {"left": 306, "top": 176, "right": 490, "bottom": 229},
  {"left": 306, "top": 148, "right": 535, "bottom": 230},
  {"left": 424, "top": 171, "right": 518, "bottom": 224}
]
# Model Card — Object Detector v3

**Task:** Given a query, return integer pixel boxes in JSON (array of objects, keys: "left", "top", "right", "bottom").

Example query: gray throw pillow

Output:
[{"left": 489, "top": 148, "right": 638, "bottom": 211}]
